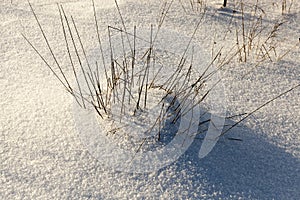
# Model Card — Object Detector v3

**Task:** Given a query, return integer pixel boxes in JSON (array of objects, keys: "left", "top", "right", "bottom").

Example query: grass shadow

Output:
[{"left": 170, "top": 113, "right": 300, "bottom": 199}]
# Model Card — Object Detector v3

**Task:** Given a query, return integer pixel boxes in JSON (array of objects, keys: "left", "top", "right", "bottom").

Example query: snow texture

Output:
[{"left": 1, "top": 0, "right": 299, "bottom": 199}]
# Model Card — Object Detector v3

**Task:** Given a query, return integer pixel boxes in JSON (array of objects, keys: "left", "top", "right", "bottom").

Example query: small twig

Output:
[{"left": 221, "top": 83, "right": 300, "bottom": 136}]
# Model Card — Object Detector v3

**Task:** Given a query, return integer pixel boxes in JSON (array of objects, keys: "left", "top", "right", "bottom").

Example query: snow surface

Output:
[{"left": 1, "top": 0, "right": 299, "bottom": 199}]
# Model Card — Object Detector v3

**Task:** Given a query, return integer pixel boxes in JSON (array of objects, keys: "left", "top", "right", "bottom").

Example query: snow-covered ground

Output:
[{"left": 1, "top": 0, "right": 299, "bottom": 199}]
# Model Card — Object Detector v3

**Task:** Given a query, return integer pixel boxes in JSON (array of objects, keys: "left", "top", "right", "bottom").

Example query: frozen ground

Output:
[{"left": 1, "top": 0, "right": 299, "bottom": 199}]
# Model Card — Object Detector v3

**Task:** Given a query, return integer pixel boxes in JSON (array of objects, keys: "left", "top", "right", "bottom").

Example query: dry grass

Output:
[
  {"left": 23, "top": 0, "right": 299, "bottom": 148},
  {"left": 23, "top": 0, "right": 221, "bottom": 148}
]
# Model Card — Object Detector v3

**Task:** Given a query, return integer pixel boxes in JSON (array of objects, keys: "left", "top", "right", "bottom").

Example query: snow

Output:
[{"left": 1, "top": 0, "right": 299, "bottom": 199}]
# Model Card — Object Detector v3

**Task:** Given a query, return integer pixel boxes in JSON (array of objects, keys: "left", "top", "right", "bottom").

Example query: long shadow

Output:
[
  {"left": 200, "top": 4, "right": 276, "bottom": 27},
  {"left": 168, "top": 114, "right": 300, "bottom": 199},
  {"left": 75, "top": 110, "right": 299, "bottom": 199}
]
